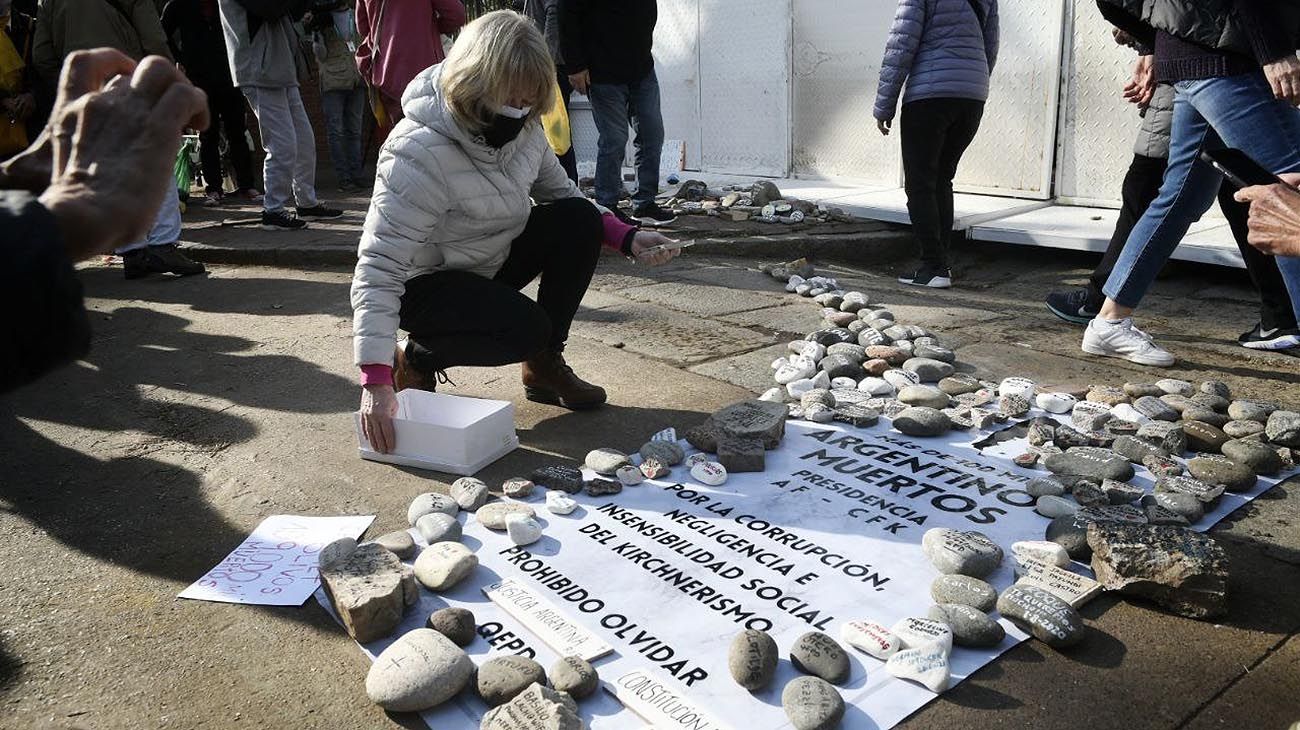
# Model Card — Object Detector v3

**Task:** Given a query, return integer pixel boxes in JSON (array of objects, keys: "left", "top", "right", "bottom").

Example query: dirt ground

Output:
[{"left": 1, "top": 236, "right": 1297, "bottom": 729}]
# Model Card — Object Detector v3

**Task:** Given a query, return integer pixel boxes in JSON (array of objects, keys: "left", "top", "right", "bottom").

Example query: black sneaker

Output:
[
  {"left": 632, "top": 202, "right": 676, "bottom": 227},
  {"left": 897, "top": 265, "right": 952, "bottom": 289},
  {"left": 261, "top": 209, "right": 308, "bottom": 231},
  {"left": 122, "top": 243, "right": 207, "bottom": 279},
  {"left": 1046, "top": 288, "right": 1103, "bottom": 325},
  {"left": 1238, "top": 322, "right": 1300, "bottom": 350},
  {"left": 297, "top": 203, "right": 344, "bottom": 219},
  {"left": 610, "top": 207, "right": 640, "bottom": 227}
]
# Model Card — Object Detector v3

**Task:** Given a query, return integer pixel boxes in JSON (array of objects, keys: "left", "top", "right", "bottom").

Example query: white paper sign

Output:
[
  {"left": 609, "top": 668, "right": 733, "bottom": 730},
  {"left": 482, "top": 578, "right": 615, "bottom": 661},
  {"left": 180, "top": 514, "right": 373, "bottom": 605}
]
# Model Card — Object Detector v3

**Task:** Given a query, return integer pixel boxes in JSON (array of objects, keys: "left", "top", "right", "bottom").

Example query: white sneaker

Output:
[{"left": 1081, "top": 317, "right": 1176, "bottom": 366}]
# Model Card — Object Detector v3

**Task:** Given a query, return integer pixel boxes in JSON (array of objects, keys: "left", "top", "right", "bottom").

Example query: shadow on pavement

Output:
[{"left": 77, "top": 266, "right": 353, "bottom": 319}]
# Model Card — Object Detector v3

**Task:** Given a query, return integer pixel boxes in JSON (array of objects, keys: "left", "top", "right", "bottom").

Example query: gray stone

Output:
[
  {"left": 996, "top": 585, "right": 1086, "bottom": 648},
  {"left": 477, "top": 656, "right": 547, "bottom": 707},
  {"left": 1087, "top": 386, "right": 1130, "bottom": 406},
  {"left": 711, "top": 399, "right": 789, "bottom": 448},
  {"left": 549, "top": 656, "right": 599, "bottom": 700},
  {"left": 481, "top": 683, "right": 582, "bottom": 730},
  {"left": 1100, "top": 479, "right": 1145, "bottom": 505},
  {"left": 529, "top": 465, "right": 584, "bottom": 494},
  {"left": 1201, "top": 380, "right": 1232, "bottom": 400},
  {"left": 1044, "top": 447, "right": 1135, "bottom": 483},
  {"left": 898, "top": 385, "right": 951, "bottom": 409},
  {"left": 427, "top": 607, "right": 476, "bottom": 647},
  {"left": 1027, "top": 477, "right": 1067, "bottom": 498},
  {"left": 1184, "top": 406, "right": 1229, "bottom": 428},
  {"left": 819, "top": 353, "right": 863, "bottom": 380},
  {"left": 998, "top": 394, "right": 1031, "bottom": 418},
  {"left": 1027, "top": 421, "right": 1057, "bottom": 447},
  {"left": 1105, "top": 419, "right": 1141, "bottom": 437},
  {"left": 585, "top": 448, "right": 632, "bottom": 475},
  {"left": 416, "top": 513, "right": 462, "bottom": 544},
  {"left": 1156, "top": 474, "right": 1225, "bottom": 504},
  {"left": 1137, "top": 422, "right": 1187, "bottom": 455},
  {"left": 728, "top": 629, "right": 779, "bottom": 691},
  {"left": 1134, "top": 396, "right": 1179, "bottom": 422},
  {"left": 938, "top": 374, "right": 981, "bottom": 396},
  {"left": 1052, "top": 425, "right": 1092, "bottom": 449},
  {"left": 1112, "top": 435, "right": 1167, "bottom": 464},
  {"left": 1142, "top": 454, "right": 1184, "bottom": 478},
  {"left": 639, "top": 440, "right": 686, "bottom": 466},
  {"left": 502, "top": 478, "right": 535, "bottom": 499},
  {"left": 1266, "top": 410, "right": 1300, "bottom": 447},
  {"left": 789, "top": 631, "right": 850, "bottom": 685},
  {"left": 1045, "top": 513, "right": 1094, "bottom": 560},
  {"left": 928, "top": 603, "right": 1006, "bottom": 648},
  {"left": 372, "top": 530, "right": 416, "bottom": 560},
  {"left": 1142, "top": 492, "right": 1205, "bottom": 523},
  {"left": 1184, "top": 420, "right": 1230, "bottom": 453},
  {"left": 318, "top": 539, "right": 418, "bottom": 643},
  {"left": 413, "top": 542, "right": 477, "bottom": 591},
  {"left": 1076, "top": 504, "right": 1148, "bottom": 525},
  {"left": 914, "top": 344, "right": 956, "bottom": 363},
  {"left": 922, "top": 528, "right": 1003, "bottom": 578},
  {"left": 1187, "top": 455, "right": 1257, "bottom": 492},
  {"left": 407, "top": 493, "right": 459, "bottom": 526},
  {"left": 365, "top": 629, "right": 473, "bottom": 712},
  {"left": 1087, "top": 522, "right": 1229, "bottom": 619},
  {"left": 1222, "top": 438, "right": 1285, "bottom": 475},
  {"left": 1156, "top": 378, "right": 1195, "bottom": 396},
  {"left": 782, "top": 676, "right": 845, "bottom": 730},
  {"left": 826, "top": 343, "right": 867, "bottom": 362},
  {"left": 1072, "top": 480, "right": 1108, "bottom": 508},
  {"left": 1223, "top": 419, "right": 1266, "bottom": 439},
  {"left": 1035, "top": 495, "right": 1078, "bottom": 519},
  {"left": 718, "top": 437, "right": 766, "bottom": 473},
  {"left": 892, "top": 406, "right": 951, "bottom": 437},
  {"left": 1123, "top": 382, "right": 1165, "bottom": 399},
  {"left": 1160, "top": 394, "right": 1199, "bottom": 414},
  {"left": 1191, "top": 392, "right": 1230, "bottom": 413},
  {"left": 801, "top": 389, "right": 837, "bottom": 410},
  {"left": 929, "top": 574, "right": 998, "bottom": 612},
  {"left": 1228, "top": 400, "right": 1276, "bottom": 423},
  {"left": 477, "top": 503, "right": 537, "bottom": 530},
  {"left": 1144, "top": 503, "right": 1191, "bottom": 526},
  {"left": 903, "top": 357, "right": 955, "bottom": 382},
  {"left": 585, "top": 478, "right": 623, "bottom": 497}
]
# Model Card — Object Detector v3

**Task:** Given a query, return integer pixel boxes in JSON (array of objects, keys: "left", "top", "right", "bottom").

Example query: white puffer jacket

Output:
[{"left": 351, "top": 64, "right": 598, "bottom": 366}]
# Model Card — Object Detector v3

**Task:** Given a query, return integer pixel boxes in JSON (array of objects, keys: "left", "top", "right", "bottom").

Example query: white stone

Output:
[
  {"left": 1035, "top": 392, "right": 1077, "bottom": 414},
  {"left": 831, "top": 376, "right": 858, "bottom": 390},
  {"left": 616, "top": 465, "right": 645, "bottom": 486},
  {"left": 771, "top": 356, "right": 790, "bottom": 370},
  {"left": 890, "top": 617, "right": 953, "bottom": 653},
  {"left": 685, "top": 453, "right": 711, "bottom": 467},
  {"left": 811, "top": 370, "right": 831, "bottom": 390},
  {"left": 883, "top": 369, "right": 921, "bottom": 390},
  {"left": 775, "top": 356, "right": 817, "bottom": 385},
  {"left": 1156, "top": 378, "right": 1194, "bottom": 396},
  {"left": 858, "top": 377, "right": 896, "bottom": 396},
  {"left": 758, "top": 387, "right": 785, "bottom": 403},
  {"left": 365, "top": 629, "right": 473, "bottom": 711},
  {"left": 690, "top": 461, "right": 728, "bottom": 486},
  {"left": 506, "top": 515, "right": 544, "bottom": 546},
  {"left": 785, "top": 275, "right": 805, "bottom": 292},
  {"left": 413, "top": 542, "right": 478, "bottom": 592},
  {"left": 1011, "top": 540, "right": 1071, "bottom": 568},
  {"left": 998, "top": 377, "right": 1036, "bottom": 400},
  {"left": 407, "top": 493, "right": 459, "bottom": 526},
  {"left": 786, "top": 378, "right": 817, "bottom": 398},
  {"left": 545, "top": 490, "right": 577, "bottom": 515},
  {"left": 839, "top": 620, "right": 901, "bottom": 660},
  {"left": 1110, "top": 403, "right": 1151, "bottom": 425},
  {"left": 885, "top": 644, "right": 950, "bottom": 693},
  {"left": 804, "top": 404, "right": 834, "bottom": 423}
]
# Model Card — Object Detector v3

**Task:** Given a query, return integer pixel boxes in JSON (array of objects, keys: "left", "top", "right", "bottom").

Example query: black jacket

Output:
[
  {"left": 1097, "top": 0, "right": 1299, "bottom": 62},
  {"left": 1, "top": 192, "right": 91, "bottom": 394},
  {"left": 160, "top": 0, "right": 235, "bottom": 89},
  {"left": 559, "top": 0, "right": 656, "bottom": 84}
]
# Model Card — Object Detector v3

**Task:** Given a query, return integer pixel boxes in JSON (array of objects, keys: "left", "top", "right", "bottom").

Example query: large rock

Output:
[
  {"left": 782, "top": 676, "right": 845, "bottom": 730},
  {"left": 481, "top": 682, "right": 582, "bottom": 730},
  {"left": 477, "top": 502, "right": 537, "bottom": 530},
  {"left": 1043, "top": 447, "right": 1135, "bottom": 483},
  {"left": 365, "top": 629, "right": 473, "bottom": 712},
  {"left": 1222, "top": 438, "right": 1285, "bottom": 475},
  {"left": 728, "top": 629, "right": 779, "bottom": 690},
  {"left": 1087, "top": 522, "right": 1229, "bottom": 619},
  {"left": 892, "top": 406, "right": 951, "bottom": 436},
  {"left": 1183, "top": 420, "right": 1229, "bottom": 453},
  {"left": 1266, "top": 410, "right": 1300, "bottom": 447},
  {"left": 711, "top": 399, "right": 789, "bottom": 448},
  {"left": 318, "top": 538, "right": 418, "bottom": 643},
  {"left": 584, "top": 448, "right": 631, "bottom": 475}
]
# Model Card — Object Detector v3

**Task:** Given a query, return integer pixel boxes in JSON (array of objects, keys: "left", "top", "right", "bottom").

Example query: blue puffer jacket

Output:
[{"left": 874, "top": 0, "right": 1000, "bottom": 121}]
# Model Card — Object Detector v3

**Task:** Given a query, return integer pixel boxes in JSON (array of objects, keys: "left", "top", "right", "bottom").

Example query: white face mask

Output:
[{"left": 498, "top": 104, "right": 531, "bottom": 119}]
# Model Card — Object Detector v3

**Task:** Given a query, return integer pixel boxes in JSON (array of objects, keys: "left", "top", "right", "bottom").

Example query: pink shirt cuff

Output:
[
  {"left": 601, "top": 213, "right": 636, "bottom": 252},
  {"left": 360, "top": 364, "right": 394, "bottom": 386}
]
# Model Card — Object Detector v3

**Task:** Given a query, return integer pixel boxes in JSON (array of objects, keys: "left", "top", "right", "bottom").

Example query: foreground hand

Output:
[
  {"left": 631, "top": 230, "right": 680, "bottom": 266},
  {"left": 1264, "top": 55, "right": 1300, "bottom": 106},
  {"left": 1234, "top": 173, "right": 1300, "bottom": 257},
  {"left": 568, "top": 69, "right": 591, "bottom": 96},
  {"left": 877, "top": 119, "right": 891, "bottom": 136},
  {"left": 38, "top": 51, "right": 208, "bottom": 260},
  {"left": 1123, "top": 54, "right": 1155, "bottom": 109},
  {"left": 360, "top": 383, "right": 399, "bottom": 454}
]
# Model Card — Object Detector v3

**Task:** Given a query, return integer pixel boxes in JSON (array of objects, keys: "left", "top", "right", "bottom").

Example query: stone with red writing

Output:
[
  {"left": 890, "top": 616, "right": 954, "bottom": 654},
  {"left": 481, "top": 682, "right": 582, "bottom": 730},
  {"left": 318, "top": 538, "right": 419, "bottom": 643},
  {"left": 922, "top": 528, "right": 1004, "bottom": 578},
  {"left": 639, "top": 457, "right": 669, "bottom": 479},
  {"left": 790, "top": 631, "right": 850, "bottom": 685},
  {"left": 839, "top": 620, "right": 901, "bottom": 660},
  {"left": 997, "top": 585, "right": 1085, "bottom": 648},
  {"left": 365, "top": 628, "right": 474, "bottom": 711},
  {"left": 782, "top": 676, "right": 845, "bottom": 730},
  {"left": 477, "top": 656, "right": 548, "bottom": 707},
  {"left": 427, "top": 607, "right": 476, "bottom": 647},
  {"left": 690, "top": 460, "right": 729, "bottom": 486},
  {"left": 729, "top": 629, "right": 779, "bottom": 690}
]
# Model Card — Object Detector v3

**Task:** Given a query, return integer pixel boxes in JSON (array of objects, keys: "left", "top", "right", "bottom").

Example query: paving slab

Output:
[
  {"left": 719, "top": 302, "right": 830, "bottom": 336},
  {"left": 1181, "top": 632, "right": 1300, "bottom": 730},
  {"left": 614, "top": 280, "right": 787, "bottom": 316},
  {"left": 687, "top": 342, "right": 791, "bottom": 395},
  {"left": 569, "top": 301, "right": 776, "bottom": 366}
]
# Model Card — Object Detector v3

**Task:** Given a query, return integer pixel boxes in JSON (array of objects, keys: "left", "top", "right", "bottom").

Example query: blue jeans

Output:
[
  {"left": 1104, "top": 71, "right": 1300, "bottom": 323},
  {"left": 321, "top": 86, "right": 366, "bottom": 185},
  {"left": 587, "top": 69, "right": 664, "bottom": 209}
]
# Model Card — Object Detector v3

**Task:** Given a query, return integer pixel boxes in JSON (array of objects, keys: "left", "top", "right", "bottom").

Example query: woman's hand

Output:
[
  {"left": 631, "top": 230, "right": 681, "bottom": 266},
  {"left": 877, "top": 119, "right": 891, "bottom": 136},
  {"left": 1123, "top": 55, "right": 1155, "bottom": 109},
  {"left": 1264, "top": 55, "right": 1300, "bottom": 106},
  {"left": 1233, "top": 173, "right": 1300, "bottom": 257},
  {"left": 360, "top": 383, "right": 400, "bottom": 454}
]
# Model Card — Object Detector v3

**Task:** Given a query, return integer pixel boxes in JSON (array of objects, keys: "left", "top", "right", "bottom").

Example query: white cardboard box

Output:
[{"left": 354, "top": 390, "right": 518, "bottom": 475}]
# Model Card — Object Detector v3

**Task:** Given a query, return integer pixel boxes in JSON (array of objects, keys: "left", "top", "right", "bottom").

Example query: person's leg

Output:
[
  {"left": 899, "top": 99, "right": 951, "bottom": 272},
  {"left": 118, "top": 183, "right": 206, "bottom": 278},
  {"left": 216, "top": 85, "right": 258, "bottom": 193},
  {"left": 586, "top": 81, "right": 631, "bottom": 208},
  {"left": 285, "top": 86, "right": 319, "bottom": 209},
  {"left": 344, "top": 87, "right": 367, "bottom": 184},
  {"left": 197, "top": 84, "right": 225, "bottom": 196},
  {"left": 320, "top": 89, "right": 350, "bottom": 185},
  {"left": 627, "top": 69, "right": 664, "bottom": 210},
  {"left": 243, "top": 86, "right": 295, "bottom": 213},
  {"left": 933, "top": 99, "right": 984, "bottom": 264},
  {"left": 1277, "top": 256, "right": 1300, "bottom": 329},
  {"left": 1218, "top": 183, "right": 1300, "bottom": 344},
  {"left": 1089, "top": 155, "right": 1169, "bottom": 299},
  {"left": 556, "top": 70, "right": 578, "bottom": 183}
]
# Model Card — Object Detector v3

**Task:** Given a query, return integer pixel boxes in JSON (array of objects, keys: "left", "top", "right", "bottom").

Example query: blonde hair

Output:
[{"left": 440, "top": 10, "right": 556, "bottom": 134}]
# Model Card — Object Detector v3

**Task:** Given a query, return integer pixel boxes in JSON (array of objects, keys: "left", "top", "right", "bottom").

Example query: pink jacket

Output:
[{"left": 356, "top": 0, "right": 467, "bottom": 102}]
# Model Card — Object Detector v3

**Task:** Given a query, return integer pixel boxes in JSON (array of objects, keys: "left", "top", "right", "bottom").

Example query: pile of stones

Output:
[{"left": 657, "top": 179, "right": 853, "bottom": 225}]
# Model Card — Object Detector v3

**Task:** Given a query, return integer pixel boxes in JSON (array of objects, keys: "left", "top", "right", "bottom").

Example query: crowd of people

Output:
[{"left": 4, "top": 0, "right": 1300, "bottom": 439}]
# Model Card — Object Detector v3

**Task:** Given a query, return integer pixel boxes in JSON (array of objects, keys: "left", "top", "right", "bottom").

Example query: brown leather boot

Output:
[
  {"left": 393, "top": 339, "right": 441, "bottom": 392},
  {"left": 521, "top": 348, "right": 607, "bottom": 409}
]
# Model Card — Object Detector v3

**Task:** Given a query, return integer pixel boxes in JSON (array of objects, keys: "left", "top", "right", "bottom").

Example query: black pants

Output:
[
  {"left": 399, "top": 198, "right": 603, "bottom": 372},
  {"left": 900, "top": 98, "right": 985, "bottom": 268},
  {"left": 1088, "top": 153, "right": 1297, "bottom": 330},
  {"left": 199, "top": 82, "right": 256, "bottom": 194},
  {"left": 556, "top": 71, "right": 579, "bottom": 183}
]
